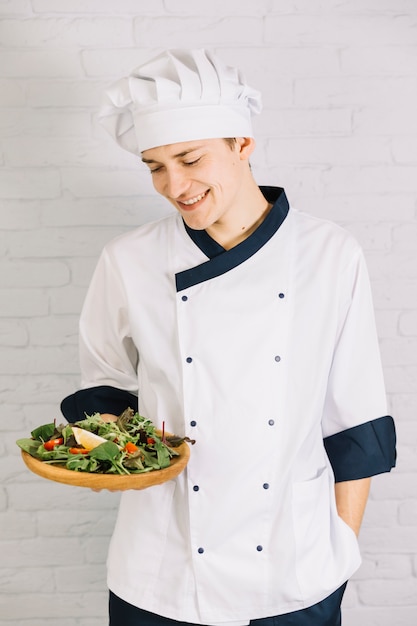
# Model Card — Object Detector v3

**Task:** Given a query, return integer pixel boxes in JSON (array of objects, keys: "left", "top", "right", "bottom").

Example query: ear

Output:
[{"left": 236, "top": 137, "right": 256, "bottom": 161}]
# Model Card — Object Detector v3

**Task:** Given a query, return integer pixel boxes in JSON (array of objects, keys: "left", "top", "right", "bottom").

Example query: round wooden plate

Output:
[{"left": 21, "top": 440, "right": 190, "bottom": 490}]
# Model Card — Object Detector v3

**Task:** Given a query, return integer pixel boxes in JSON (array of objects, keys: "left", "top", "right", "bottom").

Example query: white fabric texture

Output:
[
  {"left": 78, "top": 198, "right": 388, "bottom": 624},
  {"left": 98, "top": 49, "right": 262, "bottom": 153}
]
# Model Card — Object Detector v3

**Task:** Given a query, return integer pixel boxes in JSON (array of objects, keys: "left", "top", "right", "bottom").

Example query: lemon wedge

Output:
[{"left": 71, "top": 427, "right": 107, "bottom": 451}]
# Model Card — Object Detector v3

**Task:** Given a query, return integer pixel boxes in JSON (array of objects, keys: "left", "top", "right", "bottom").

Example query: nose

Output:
[{"left": 161, "top": 166, "right": 190, "bottom": 199}]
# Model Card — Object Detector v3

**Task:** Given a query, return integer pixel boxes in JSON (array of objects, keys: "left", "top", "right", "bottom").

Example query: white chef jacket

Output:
[{"left": 64, "top": 187, "right": 395, "bottom": 625}]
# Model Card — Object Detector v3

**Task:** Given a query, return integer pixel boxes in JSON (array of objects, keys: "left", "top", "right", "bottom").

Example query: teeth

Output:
[{"left": 181, "top": 191, "right": 208, "bottom": 205}]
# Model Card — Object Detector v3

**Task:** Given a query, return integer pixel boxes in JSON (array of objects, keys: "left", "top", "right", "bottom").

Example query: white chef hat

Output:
[{"left": 98, "top": 48, "right": 262, "bottom": 154}]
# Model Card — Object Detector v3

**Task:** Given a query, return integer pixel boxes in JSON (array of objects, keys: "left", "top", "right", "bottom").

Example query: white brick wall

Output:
[{"left": 1, "top": 1, "right": 416, "bottom": 624}]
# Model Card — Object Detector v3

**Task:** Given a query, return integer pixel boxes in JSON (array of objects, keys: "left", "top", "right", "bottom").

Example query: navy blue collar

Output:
[{"left": 176, "top": 186, "right": 289, "bottom": 292}]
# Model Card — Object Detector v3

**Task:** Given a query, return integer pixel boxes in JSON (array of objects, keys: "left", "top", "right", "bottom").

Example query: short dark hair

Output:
[{"left": 224, "top": 138, "right": 237, "bottom": 149}]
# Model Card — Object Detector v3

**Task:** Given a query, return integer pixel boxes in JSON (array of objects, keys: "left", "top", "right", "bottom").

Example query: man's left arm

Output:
[{"left": 322, "top": 249, "right": 396, "bottom": 531}]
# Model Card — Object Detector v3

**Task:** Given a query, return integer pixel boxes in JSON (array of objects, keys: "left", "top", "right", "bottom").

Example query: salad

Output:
[{"left": 17, "top": 408, "right": 194, "bottom": 475}]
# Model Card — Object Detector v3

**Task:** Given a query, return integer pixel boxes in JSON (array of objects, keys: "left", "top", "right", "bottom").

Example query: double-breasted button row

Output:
[
  {"left": 182, "top": 289, "right": 283, "bottom": 364},
  {"left": 181, "top": 293, "right": 285, "bottom": 301},
  {"left": 192, "top": 483, "right": 269, "bottom": 492},
  {"left": 186, "top": 355, "right": 282, "bottom": 364},
  {"left": 190, "top": 419, "right": 273, "bottom": 427},
  {"left": 197, "top": 545, "right": 264, "bottom": 554}
]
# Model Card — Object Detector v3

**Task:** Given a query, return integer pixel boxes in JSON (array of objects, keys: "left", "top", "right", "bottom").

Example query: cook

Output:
[{"left": 61, "top": 49, "right": 396, "bottom": 626}]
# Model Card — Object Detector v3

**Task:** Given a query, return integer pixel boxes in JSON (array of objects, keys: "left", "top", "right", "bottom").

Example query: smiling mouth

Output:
[{"left": 178, "top": 190, "right": 209, "bottom": 207}]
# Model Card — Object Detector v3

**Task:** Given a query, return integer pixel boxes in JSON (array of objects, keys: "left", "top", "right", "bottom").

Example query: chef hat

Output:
[{"left": 98, "top": 48, "right": 262, "bottom": 154}]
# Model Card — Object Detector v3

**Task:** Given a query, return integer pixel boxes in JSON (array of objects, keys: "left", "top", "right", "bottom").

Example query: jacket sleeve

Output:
[
  {"left": 61, "top": 247, "right": 139, "bottom": 423},
  {"left": 321, "top": 248, "right": 396, "bottom": 482}
]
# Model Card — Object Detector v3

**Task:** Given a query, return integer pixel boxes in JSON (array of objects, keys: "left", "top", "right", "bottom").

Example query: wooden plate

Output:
[{"left": 21, "top": 440, "right": 190, "bottom": 490}]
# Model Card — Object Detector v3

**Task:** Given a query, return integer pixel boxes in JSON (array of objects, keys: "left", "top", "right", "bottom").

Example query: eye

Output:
[
  {"left": 183, "top": 157, "right": 201, "bottom": 167},
  {"left": 149, "top": 166, "right": 163, "bottom": 174}
]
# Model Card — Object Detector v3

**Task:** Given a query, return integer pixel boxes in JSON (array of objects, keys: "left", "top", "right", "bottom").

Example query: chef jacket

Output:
[{"left": 61, "top": 187, "right": 396, "bottom": 626}]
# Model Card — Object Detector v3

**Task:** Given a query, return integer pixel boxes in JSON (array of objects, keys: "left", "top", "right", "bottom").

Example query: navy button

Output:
[
  {"left": 186, "top": 357, "right": 193, "bottom": 363},
  {"left": 198, "top": 547, "right": 204, "bottom": 554},
  {"left": 182, "top": 295, "right": 188, "bottom": 301},
  {"left": 268, "top": 419, "right": 275, "bottom": 426},
  {"left": 275, "top": 355, "right": 281, "bottom": 362},
  {"left": 263, "top": 483, "right": 270, "bottom": 490},
  {"left": 190, "top": 420, "right": 197, "bottom": 427},
  {"left": 193, "top": 485, "right": 200, "bottom": 492},
  {"left": 278, "top": 293, "right": 285, "bottom": 299},
  {"left": 256, "top": 545, "right": 263, "bottom": 552}
]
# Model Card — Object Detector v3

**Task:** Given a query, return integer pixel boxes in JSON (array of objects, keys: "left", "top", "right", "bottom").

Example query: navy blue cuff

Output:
[
  {"left": 324, "top": 415, "right": 396, "bottom": 482},
  {"left": 60, "top": 385, "right": 139, "bottom": 423}
]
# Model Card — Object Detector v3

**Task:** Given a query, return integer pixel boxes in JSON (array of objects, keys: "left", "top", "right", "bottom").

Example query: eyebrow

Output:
[{"left": 141, "top": 146, "right": 203, "bottom": 164}]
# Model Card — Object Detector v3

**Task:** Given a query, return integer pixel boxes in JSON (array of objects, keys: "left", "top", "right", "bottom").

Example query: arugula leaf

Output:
[
  {"left": 89, "top": 441, "right": 129, "bottom": 475},
  {"left": 141, "top": 448, "right": 164, "bottom": 470},
  {"left": 155, "top": 441, "right": 171, "bottom": 469},
  {"left": 165, "top": 435, "right": 195, "bottom": 447},
  {"left": 89, "top": 441, "right": 120, "bottom": 461},
  {"left": 60, "top": 424, "right": 74, "bottom": 445},
  {"left": 16, "top": 438, "right": 41, "bottom": 456},
  {"left": 31, "top": 423, "right": 56, "bottom": 442},
  {"left": 36, "top": 444, "right": 70, "bottom": 462}
]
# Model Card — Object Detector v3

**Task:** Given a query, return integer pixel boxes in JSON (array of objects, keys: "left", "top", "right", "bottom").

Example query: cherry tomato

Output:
[
  {"left": 69, "top": 447, "right": 89, "bottom": 455},
  {"left": 147, "top": 437, "right": 156, "bottom": 445},
  {"left": 43, "top": 438, "right": 64, "bottom": 451}
]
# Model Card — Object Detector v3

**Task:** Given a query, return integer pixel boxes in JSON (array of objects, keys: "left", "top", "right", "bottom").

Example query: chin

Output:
[{"left": 179, "top": 208, "right": 212, "bottom": 229}]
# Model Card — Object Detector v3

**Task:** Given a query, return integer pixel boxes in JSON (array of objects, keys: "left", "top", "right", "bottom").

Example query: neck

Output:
[{"left": 206, "top": 182, "right": 272, "bottom": 250}]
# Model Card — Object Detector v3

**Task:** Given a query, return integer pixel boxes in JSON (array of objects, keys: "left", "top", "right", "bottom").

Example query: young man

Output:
[{"left": 61, "top": 49, "right": 396, "bottom": 626}]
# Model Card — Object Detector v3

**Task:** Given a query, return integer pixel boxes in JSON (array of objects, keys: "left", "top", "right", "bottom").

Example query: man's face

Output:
[{"left": 141, "top": 137, "right": 253, "bottom": 232}]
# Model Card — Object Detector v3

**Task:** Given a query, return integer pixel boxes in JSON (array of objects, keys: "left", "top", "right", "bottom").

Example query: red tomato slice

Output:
[
  {"left": 69, "top": 447, "right": 89, "bottom": 455},
  {"left": 43, "top": 438, "right": 64, "bottom": 451}
]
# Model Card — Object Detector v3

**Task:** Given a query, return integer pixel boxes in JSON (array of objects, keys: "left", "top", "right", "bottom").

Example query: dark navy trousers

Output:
[{"left": 109, "top": 583, "right": 347, "bottom": 626}]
